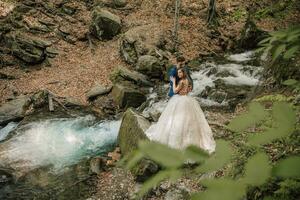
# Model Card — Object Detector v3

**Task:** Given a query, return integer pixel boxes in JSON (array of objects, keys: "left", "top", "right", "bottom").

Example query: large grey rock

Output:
[
  {"left": 0, "top": 96, "right": 31, "bottom": 126},
  {"left": 4, "top": 34, "right": 51, "bottom": 64},
  {"left": 117, "top": 108, "right": 150, "bottom": 156},
  {"left": 86, "top": 84, "right": 112, "bottom": 100},
  {"left": 90, "top": 7, "right": 121, "bottom": 40},
  {"left": 120, "top": 24, "right": 166, "bottom": 64},
  {"left": 136, "top": 55, "right": 165, "bottom": 79},
  {"left": 111, "top": 83, "right": 146, "bottom": 109},
  {"left": 109, "top": 66, "right": 153, "bottom": 87},
  {"left": 112, "top": 0, "right": 127, "bottom": 7}
]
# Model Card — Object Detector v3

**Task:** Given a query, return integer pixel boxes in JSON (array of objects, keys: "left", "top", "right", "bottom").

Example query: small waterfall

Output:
[
  {"left": 0, "top": 116, "right": 121, "bottom": 173},
  {"left": 142, "top": 51, "right": 262, "bottom": 117}
]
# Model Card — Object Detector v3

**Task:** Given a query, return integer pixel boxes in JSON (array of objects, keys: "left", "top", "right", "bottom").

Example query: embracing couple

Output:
[{"left": 145, "top": 56, "right": 216, "bottom": 153}]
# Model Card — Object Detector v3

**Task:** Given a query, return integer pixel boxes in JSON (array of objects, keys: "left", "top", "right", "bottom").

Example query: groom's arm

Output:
[{"left": 168, "top": 66, "right": 177, "bottom": 97}]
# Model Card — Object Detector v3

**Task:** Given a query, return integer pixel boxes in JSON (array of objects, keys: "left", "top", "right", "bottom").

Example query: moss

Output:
[{"left": 117, "top": 109, "right": 150, "bottom": 156}]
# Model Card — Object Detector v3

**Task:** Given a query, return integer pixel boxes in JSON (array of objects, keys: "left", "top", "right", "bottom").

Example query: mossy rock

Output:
[
  {"left": 90, "top": 7, "right": 122, "bottom": 40},
  {"left": 117, "top": 108, "right": 150, "bottom": 156},
  {"left": 109, "top": 66, "right": 153, "bottom": 87},
  {"left": 111, "top": 83, "right": 147, "bottom": 109}
]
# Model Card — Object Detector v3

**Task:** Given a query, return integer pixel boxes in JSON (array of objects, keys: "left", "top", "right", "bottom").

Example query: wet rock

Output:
[
  {"left": 92, "top": 94, "right": 117, "bottom": 116},
  {"left": 133, "top": 158, "right": 159, "bottom": 182},
  {"left": 90, "top": 7, "right": 122, "bottom": 40},
  {"left": 238, "top": 18, "right": 268, "bottom": 50},
  {"left": 0, "top": 96, "right": 31, "bottom": 126},
  {"left": 120, "top": 24, "right": 166, "bottom": 64},
  {"left": 136, "top": 55, "right": 165, "bottom": 79},
  {"left": 117, "top": 108, "right": 150, "bottom": 156},
  {"left": 215, "top": 70, "right": 237, "bottom": 78},
  {"left": 110, "top": 66, "right": 153, "bottom": 87},
  {"left": 164, "top": 186, "right": 190, "bottom": 200},
  {"left": 86, "top": 84, "right": 113, "bottom": 100},
  {"left": 90, "top": 157, "right": 107, "bottom": 175},
  {"left": 111, "top": 83, "right": 147, "bottom": 109},
  {"left": 209, "top": 90, "right": 227, "bottom": 103},
  {"left": 0, "top": 168, "right": 14, "bottom": 187}
]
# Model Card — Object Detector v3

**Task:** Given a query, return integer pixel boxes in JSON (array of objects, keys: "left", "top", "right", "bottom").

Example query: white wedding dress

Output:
[{"left": 145, "top": 82, "right": 216, "bottom": 153}]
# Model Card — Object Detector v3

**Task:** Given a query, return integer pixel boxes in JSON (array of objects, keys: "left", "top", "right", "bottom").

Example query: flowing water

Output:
[
  {"left": 143, "top": 51, "right": 262, "bottom": 118},
  {"left": 0, "top": 116, "right": 121, "bottom": 199},
  {"left": 0, "top": 51, "right": 262, "bottom": 199}
]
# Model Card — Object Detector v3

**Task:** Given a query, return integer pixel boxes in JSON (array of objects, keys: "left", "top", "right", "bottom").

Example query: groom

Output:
[{"left": 168, "top": 56, "right": 190, "bottom": 97}]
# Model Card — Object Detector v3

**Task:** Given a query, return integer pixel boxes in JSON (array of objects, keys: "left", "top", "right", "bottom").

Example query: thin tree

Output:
[
  {"left": 173, "top": 0, "right": 181, "bottom": 52},
  {"left": 207, "top": 0, "right": 217, "bottom": 25}
]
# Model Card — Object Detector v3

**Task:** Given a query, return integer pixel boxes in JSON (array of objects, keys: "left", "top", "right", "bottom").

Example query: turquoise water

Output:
[{"left": 0, "top": 116, "right": 121, "bottom": 173}]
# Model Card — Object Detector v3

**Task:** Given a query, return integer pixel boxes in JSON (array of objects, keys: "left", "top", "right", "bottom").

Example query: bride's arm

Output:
[{"left": 172, "top": 79, "right": 183, "bottom": 94}]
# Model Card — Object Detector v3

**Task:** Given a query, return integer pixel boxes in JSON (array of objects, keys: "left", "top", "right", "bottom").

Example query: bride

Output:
[{"left": 145, "top": 67, "right": 216, "bottom": 153}]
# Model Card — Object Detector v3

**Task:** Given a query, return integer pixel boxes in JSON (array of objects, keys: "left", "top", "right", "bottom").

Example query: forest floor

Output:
[{"left": 0, "top": 0, "right": 299, "bottom": 104}]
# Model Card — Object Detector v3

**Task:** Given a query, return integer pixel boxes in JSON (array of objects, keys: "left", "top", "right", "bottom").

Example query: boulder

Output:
[
  {"left": 0, "top": 96, "right": 31, "bottom": 126},
  {"left": 90, "top": 7, "right": 121, "bottom": 40},
  {"left": 110, "top": 66, "right": 153, "bottom": 87},
  {"left": 120, "top": 24, "right": 166, "bottom": 64},
  {"left": 117, "top": 108, "right": 150, "bottom": 156},
  {"left": 86, "top": 84, "right": 112, "bottom": 100},
  {"left": 112, "top": 0, "right": 127, "bottom": 7},
  {"left": 136, "top": 55, "right": 165, "bottom": 79},
  {"left": 4, "top": 34, "right": 50, "bottom": 64},
  {"left": 238, "top": 18, "right": 268, "bottom": 50},
  {"left": 111, "top": 83, "right": 147, "bottom": 109}
]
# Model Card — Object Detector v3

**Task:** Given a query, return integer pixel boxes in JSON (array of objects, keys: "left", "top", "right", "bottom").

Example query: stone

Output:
[
  {"left": 86, "top": 84, "right": 113, "bottom": 100},
  {"left": 136, "top": 55, "right": 165, "bottom": 79},
  {"left": 117, "top": 108, "right": 150, "bottom": 156},
  {"left": 64, "top": 97, "right": 84, "bottom": 107},
  {"left": 238, "top": 18, "right": 268, "bottom": 50},
  {"left": 120, "top": 24, "right": 166, "bottom": 64},
  {"left": 90, "top": 157, "right": 106, "bottom": 175},
  {"left": 111, "top": 83, "right": 147, "bottom": 109},
  {"left": 164, "top": 186, "right": 190, "bottom": 200},
  {"left": 0, "top": 96, "right": 31, "bottom": 126},
  {"left": 112, "top": 0, "right": 127, "bottom": 7},
  {"left": 4, "top": 34, "right": 50, "bottom": 64},
  {"left": 109, "top": 66, "right": 153, "bottom": 87},
  {"left": 90, "top": 7, "right": 122, "bottom": 40}
]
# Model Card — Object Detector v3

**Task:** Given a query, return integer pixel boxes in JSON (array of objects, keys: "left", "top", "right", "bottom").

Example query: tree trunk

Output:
[
  {"left": 173, "top": 0, "right": 181, "bottom": 51},
  {"left": 207, "top": 0, "right": 217, "bottom": 25}
]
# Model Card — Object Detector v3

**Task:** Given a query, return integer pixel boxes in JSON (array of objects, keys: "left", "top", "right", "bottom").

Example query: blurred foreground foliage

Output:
[{"left": 120, "top": 99, "right": 300, "bottom": 199}]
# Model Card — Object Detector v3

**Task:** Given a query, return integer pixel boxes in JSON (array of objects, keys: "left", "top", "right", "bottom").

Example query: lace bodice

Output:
[{"left": 177, "top": 79, "right": 192, "bottom": 95}]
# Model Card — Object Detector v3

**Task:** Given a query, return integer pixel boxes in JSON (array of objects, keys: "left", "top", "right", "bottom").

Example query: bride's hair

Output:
[{"left": 178, "top": 67, "right": 194, "bottom": 91}]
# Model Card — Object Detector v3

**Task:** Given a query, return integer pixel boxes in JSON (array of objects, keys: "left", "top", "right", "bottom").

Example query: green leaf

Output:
[
  {"left": 272, "top": 44, "right": 286, "bottom": 61},
  {"left": 286, "top": 33, "right": 300, "bottom": 42},
  {"left": 138, "top": 141, "right": 185, "bottom": 168},
  {"left": 240, "top": 153, "right": 271, "bottom": 186},
  {"left": 258, "top": 37, "right": 271, "bottom": 45},
  {"left": 283, "top": 45, "right": 299, "bottom": 59},
  {"left": 191, "top": 179, "right": 246, "bottom": 200},
  {"left": 273, "top": 156, "right": 300, "bottom": 178},
  {"left": 196, "top": 140, "right": 233, "bottom": 173},
  {"left": 228, "top": 102, "right": 268, "bottom": 132},
  {"left": 138, "top": 169, "right": 182, "bottom": 197},
  {"left": 270, "top": 30, "right": 287, "bottom": 38},
  {"left": 248, "top": 102, "right": 296, "bottom": 146},
  {"left": 282, "top": 79, "right": 298, "bottom": 86},
  {"left": 183, "top": 145, "right": 209, "bottom": 163},
  {"left": 124, "top": 150, "right": 144, "bottom": 169}
]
